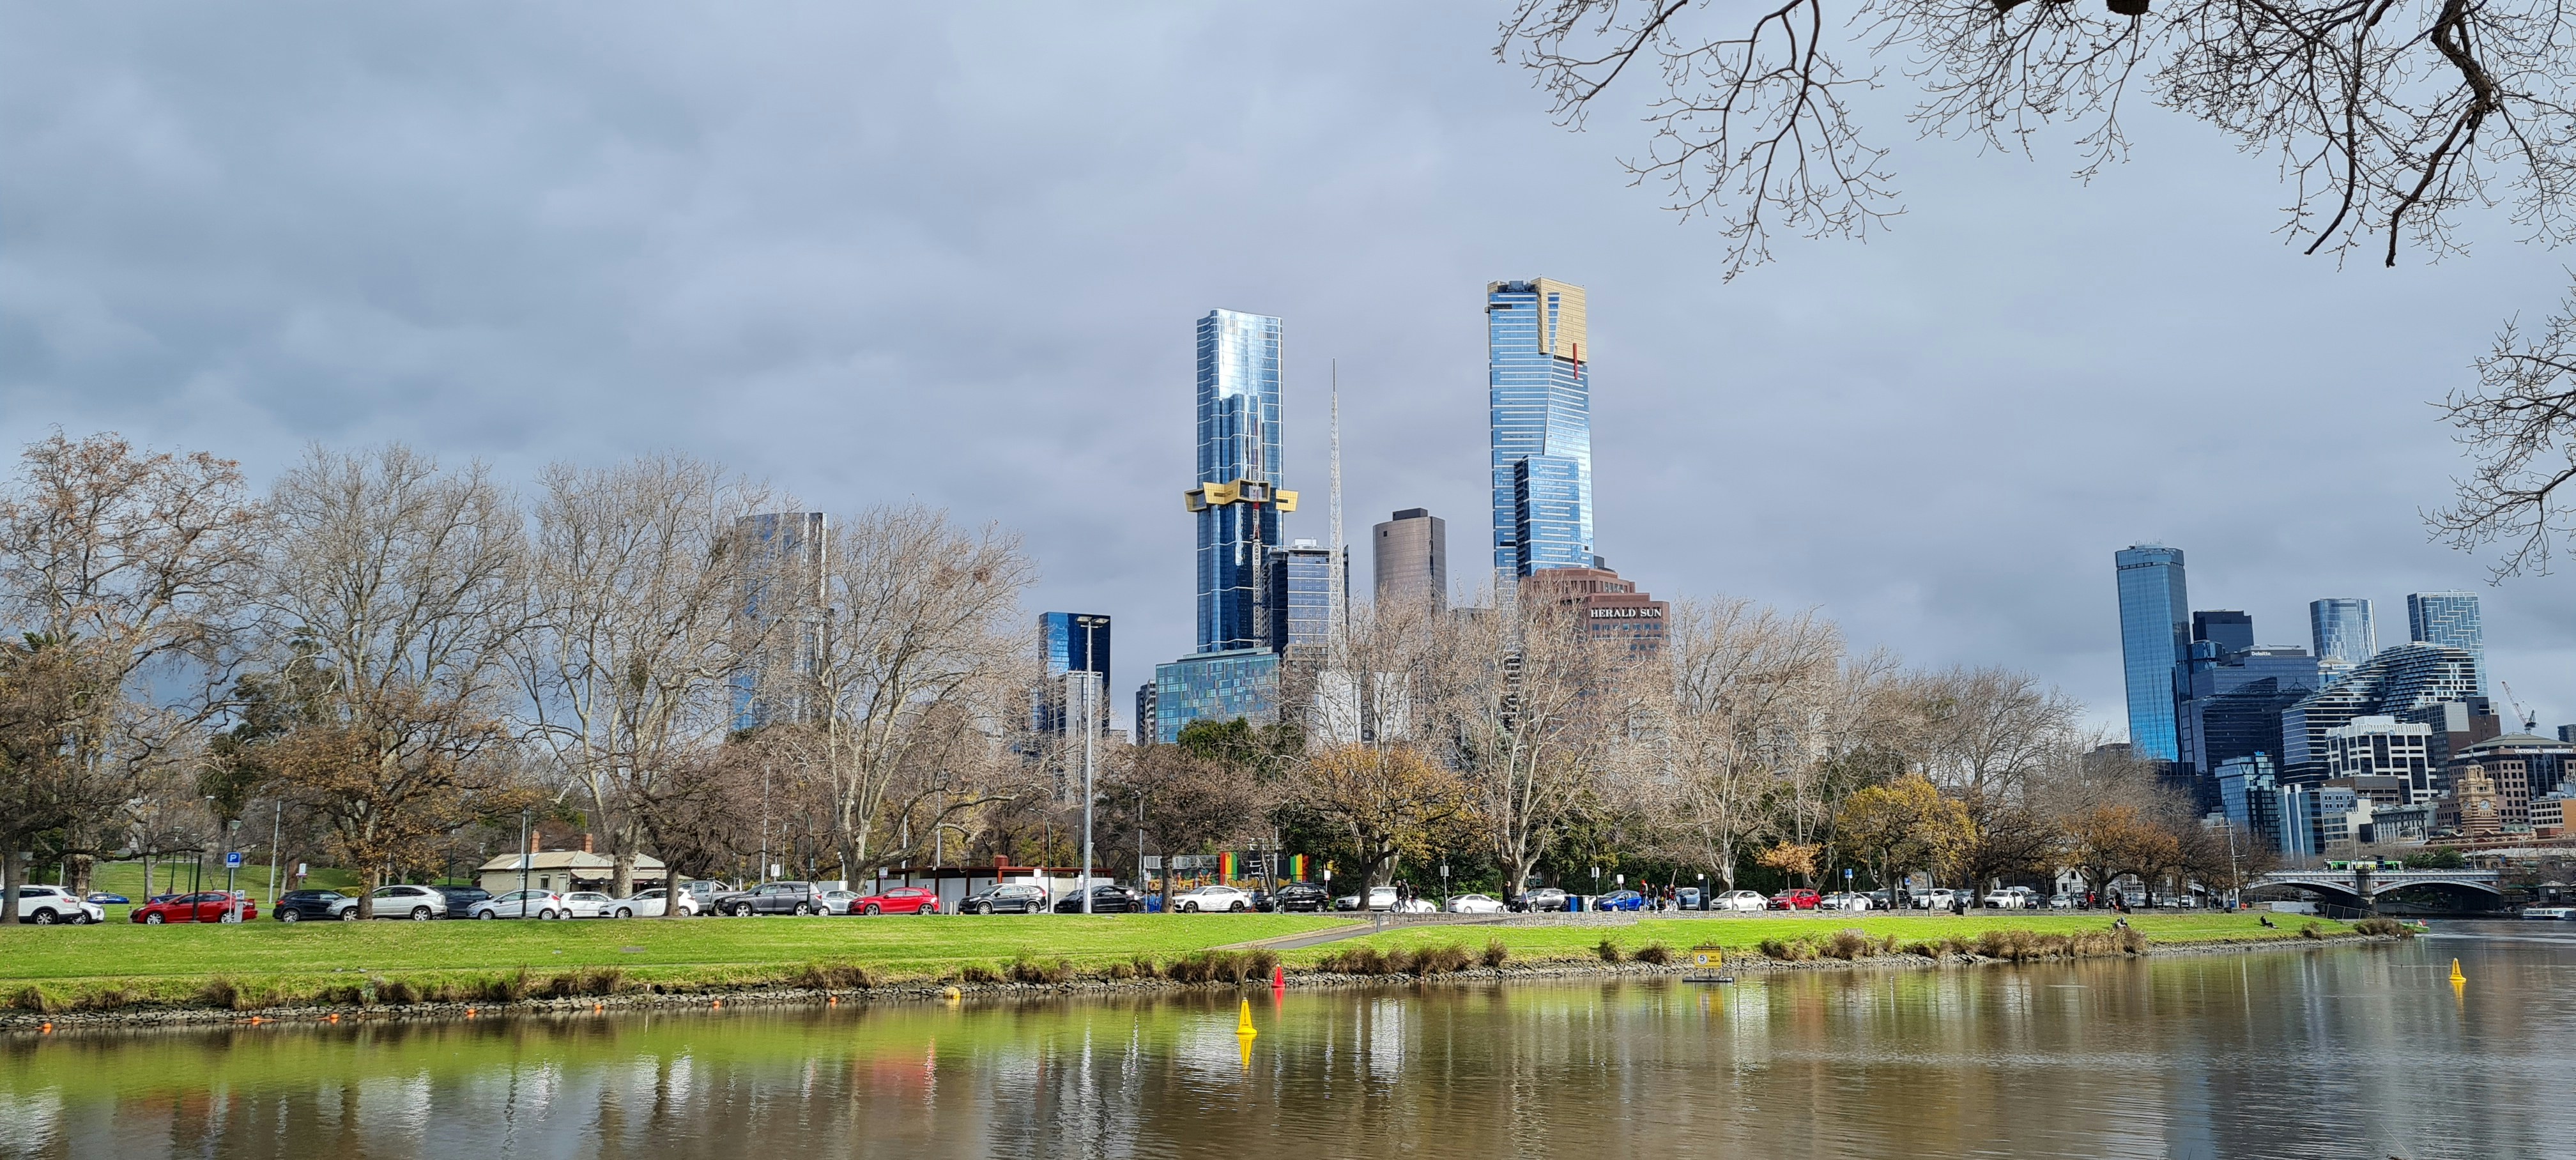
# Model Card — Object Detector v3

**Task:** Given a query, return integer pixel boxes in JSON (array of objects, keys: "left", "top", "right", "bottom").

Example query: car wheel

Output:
[
  {"left": 615, "top": 908, "right": 632, "bottom": 919},
  {"left": 732, "top": 903, "right": 754, "bottom": 917},
  {"left": 144, "top": 912, "right": 164, "bottom": 924},
  {"left": 477, "top": 910, "right": 496, "bottom": 919},
  {"left": 1229, "top": 901, "right": 1246, "bottom": 912},
  {"left": 862, "top": 903, "right": 881, "bottom": 916},
  {"left": 1182, "top": 901, "right": 1199, "bottom": 913},
  {"left": 280, "top": 909, "right": 302, "bottom": 924},
  {"left": 792, "top": 903, "right": 811, "bottom": 916},
  {"left": 31, "top": 910, "right": 56, "bottom": 926},
  {"left": 919, "top": 904, "right": 935, "bottom": 915},
  {"left": 410, "top": 906, "right": 433, "bottom": 921}
]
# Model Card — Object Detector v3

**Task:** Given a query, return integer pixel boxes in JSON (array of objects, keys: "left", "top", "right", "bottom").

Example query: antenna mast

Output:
[{"left": 1330, "top": 360, "right": 1346, "bottom": 643}]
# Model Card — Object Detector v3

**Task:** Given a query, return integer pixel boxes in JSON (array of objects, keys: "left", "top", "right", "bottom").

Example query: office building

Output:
[
  {"left": 2174, "top": 609, "right": 2319, "bottom": 777},
  {"left": 1151, "top": 648, "right": 1280, "bottom": 744},
  {"left": 1372, "top": 508, "right": 1447, "bottom": 611},
  {"left": 1186, "top": 309, "right": 1294, "bottom": 654},
  {"left": 2309, "top": 598, "right": 2377, "bottom": 680},
  {"left": 1489, "top": 279, "right": 1594, "bottom": 583},
  {"left": 2320, "top": 715, "right": 2434, "bottom": 801},
  {"left": 1269, "top": 540, "right": 1339, "bottom": 659},
  {"left": 1524, "top": 565, "right": 1668, "bottom": 658},
  {"left": 1034, "top": 612, "right": 1112, "bottom": 736},
  {"left": 2407, "top": 591, "right": 2487, "bottom": 694},
  {"left": 2192, "top": 610, "right": 2253, "bottom": 653},
  {"left": 2280, "top": 643, "right": 2481, "bottom": 781},
  {"left": 2115, "top": 545, "right": 2190, "bottom": 763},
  {"left": 1134, "top": 682, "right": 1156, "bottom": 745},
  {"left": 732, "top": 512, "right": 829, "bottom": 731},
  {"left": 2396, "top": 697, "right": 2503, "bottom": 774},
  {"left": 2218, "top": 754, "right": 2287, "bottom": 852},
  {"left": 2447, "top": 732, "right": 2576, "bottom": 826}
]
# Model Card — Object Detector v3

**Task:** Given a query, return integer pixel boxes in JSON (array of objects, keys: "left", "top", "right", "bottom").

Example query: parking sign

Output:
[{"left": 226, "top": 851, "right": 243, "bottom": 869}]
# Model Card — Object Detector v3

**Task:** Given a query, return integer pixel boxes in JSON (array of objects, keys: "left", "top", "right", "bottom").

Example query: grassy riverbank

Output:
[{"left": 0, "top": 912, "right": 2352, "bottom": 1017}]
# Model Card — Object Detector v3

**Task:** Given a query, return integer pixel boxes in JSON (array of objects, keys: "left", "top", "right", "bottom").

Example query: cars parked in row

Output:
[
  {"left": 850, "top": 886, "right": 940, "bottom": 915},
  {"left": 84, "top": 892, "right": 130, "bottom": 906},
  {"left": 1912, "top": 889, "right": 1959, "bottom": 913},
  {"left": 1336, "top": 885, "right": 1399, "bottom": 912},
  {"left": 1172, "top": 884, "right": 1253, "bottom": 913},
  {"left": 1511, "top": 888, "right": 1572, "bottom": 912},
  {"left": 366, "top": 884, "right": 448, "bottom": 920},
  {"left": 15, "top": 885, "right": 107, "bottom": 924},
  {"left": 1446, "top": 893, "right": 1508, "bottom": 914},
  {"left": 1819, "top": 891, "right": 1873, "bottom": 911},
  {"left": 1267, "top": 881, "right": 1331, "bottom": 912},
  {"left": 273, "top": 890, "right": 356, "bottom": 922},
  {"left": 816, "top": 889, "right": 861, "bottom": 915},
  {"left": 131, "top": 891, "right": 254, "bottom": 924},
  {"left": 713, "top": 881, "right": 825, "bottom": 917}
]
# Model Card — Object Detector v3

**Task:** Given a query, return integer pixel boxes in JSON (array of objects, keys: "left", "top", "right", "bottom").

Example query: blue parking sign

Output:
[{"left": 226, "top": 851, "right": 243, "bottom": 869}]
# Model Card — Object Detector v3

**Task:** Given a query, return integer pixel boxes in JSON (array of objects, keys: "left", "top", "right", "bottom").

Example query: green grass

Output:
[{"left": 1280, "top": 912, "right": 2349, "bottom": 967}]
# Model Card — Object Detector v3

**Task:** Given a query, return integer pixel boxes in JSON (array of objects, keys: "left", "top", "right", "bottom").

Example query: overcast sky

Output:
[{"left": 8, "top": 4, "right": 2574, "bottom": 735}]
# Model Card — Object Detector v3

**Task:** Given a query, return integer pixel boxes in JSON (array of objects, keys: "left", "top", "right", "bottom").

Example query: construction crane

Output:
[{"left": 2500, "top": 680, "right": 2540, "bottom": 733}]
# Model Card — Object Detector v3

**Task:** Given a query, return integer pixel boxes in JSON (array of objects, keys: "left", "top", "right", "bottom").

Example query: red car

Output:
[
  {"left": 847, "top": 887, "right": 940, "bottom": 915},
  {"left": 130, "top": 891, "right": 259, "bottom": 924},
  {"left": 1767, "top": 889, "right": 1821, "bottom": 911}
]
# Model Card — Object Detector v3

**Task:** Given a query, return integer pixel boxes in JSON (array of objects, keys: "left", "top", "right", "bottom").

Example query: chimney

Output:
[
  {"left": 528, "top": 829, "right": 540, "bottom": 855},
  {"left": 581, "top": 834, "right": 594, "bottom": 855}
]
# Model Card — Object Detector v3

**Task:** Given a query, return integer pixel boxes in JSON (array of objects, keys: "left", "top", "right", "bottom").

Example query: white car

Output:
[
  {"left": 13, "top": 885, "right": 104, "bottom": 925},
  {"left": 1911, "top": 889, "right": 1958, "bottom": 912},
  {"left": 1820, "top": 891, "right": 1873, "bottom": 912},
  {"left": 606, "top": 889, "right": 700, "bottom": 918},
  {"left": 1982, "top": 888, "right": 2034, "bottom": 909},
  {"left": 1172, "top": 885, "right": 1254, "bottom": 913},
  {"left": 1712, "top": 890, "right": 1768, "bottom": 912},
  {"left": 1392, "top": 897, "right": 1438, "bottom": 914},
  {"left": 2048, "top": 894, "right": 2079, "bottom": 910},
  {"left": 1446, "top": 893, "right": 1508, "bottom": 914},
  {"left": 367, "top": 884, "right": 448, "bottom": 920},
  {"left": 817, "top": 889, "right": 861, "bottom": 915},
  {"left": 560, "top": 891, "right": 616, "bottom": 919},
  {"left": 1337, "top": 885, "right": 1402, "bottom": 912},
  {"left": 470, "top": 890, "right": 566, "bottom": 919}
]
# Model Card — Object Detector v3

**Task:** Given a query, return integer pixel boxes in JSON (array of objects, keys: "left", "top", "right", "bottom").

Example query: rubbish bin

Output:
[{"left": 1569, "top": 894, "right": 1584, "bottom": 913}]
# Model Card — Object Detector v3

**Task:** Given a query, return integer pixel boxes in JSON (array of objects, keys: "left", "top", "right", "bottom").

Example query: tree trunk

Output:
[
  {"left": 613, "top": 845, "right": 636, "bottom": 901},
  {"left": 0, "top": 848, "right": 21, "bottom": 926},
  {"left": 356, "top": 863, "right": 383, "bottom": 919},
  {"left": 68, "top": 850, "right": 95, "bottom": 895}
]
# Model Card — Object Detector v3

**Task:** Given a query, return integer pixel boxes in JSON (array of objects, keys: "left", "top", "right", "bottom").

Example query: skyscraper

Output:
[
  {"left": 1268, "top": 540, "right": 1338, "bottom": 658},
  {"left": 1186, "top": 309, "right": 1294, "bottom": 653},
  {"left": 1372, "top": 508, "right": 1447, "bottom": 611},
  {"left": 1034, "top": 612, "right": 1112, "bottom": 735},
  {"left": 1488, "top": 279, "right": 1593, "bottom": 584},
  {"left": 2309, "top": 598, "right": 2377, "bottom": 678},
  {"left": 2407, "top": 591, "right": 2487, "bottom": 694},
  {"left": 732, "top": 512, "right": 828, "bottom": 731},
  {"left": 2114, "top": 544, "right": 2190, "bottom": 763},
  {"left": 2191, "top": 611, "right": 2253, "bottom": 654}
]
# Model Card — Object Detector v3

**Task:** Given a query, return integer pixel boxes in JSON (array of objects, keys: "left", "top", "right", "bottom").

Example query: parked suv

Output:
[
  {"left": 1269, "top": 881, "right": 1330, "bottom": 912},
  {"left": 960, "top": 883, "right": 1050, "bottom": 914},
  {"left": 365, "top": 884, "right": 448, "bottom": 920},
  {"left": 15, "top": 885, "right": 105, "bottom": 924},
  {"left": 712, "top": 881, "right": 823, "bottom": 917},
  {"left": 272, "top": 889, "right": 357, "bottom": 922}
]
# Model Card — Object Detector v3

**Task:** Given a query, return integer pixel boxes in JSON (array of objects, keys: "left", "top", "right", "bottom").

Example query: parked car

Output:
[
  {"left": 470, "top": 890, "right": 567, "bottom": 919},
  {"left": 848, "top": 886, "right": 940, "bottom": 915},
  {"left": 130, "top": 891, "right": 254, "bottom": 924},
  {"left": 606, "top": 889, "right": 699, "bottom": 918},
  {"left": 960, "top": 883, "right": 1051, "bottom": 915},
  {"left": 712, "top": 881, "right": 825, "bottom": 917},
  {"left": 1055, "top": 884, "right": 1146, "bottom": 913},
  {"left": 1820, "top": 891, "right": 1873, "bottom": 912},
  {"left": 1446, "top": 892, "right": 1508, "bottom": 914},
  {"left": 1910, "top": 889, "right": 1958, "bottom": 912},
  {"left": 2048, "top": 893, "right": 2080, "bottom": 910},
  {"left": 1172, "top": 885, "right": 1254, "bottom": 913},
  {"left": 1768, "top": 889, "right": 1821, "bottom": 911},
  {"left": 1511, "top": 887, "right": 1572, "bottom": 913},
  {"left": 364, "top": 884, "right": 447, "bottom": 920},
  {"left": 680, "top": 879, "right": 732, "bottom": 911},
  {"left": 1597, "top": 889, "right": 1646, "bottom": 912},
  {"left": 1335, "top": 885, "right": 1402, "bottom": 912},
  {"left": 560, "top": 891, "right": 616, "bottom": 919},
  {"left": 272, "top": 889, "right": 357, "bottom": 922},
  {"left": 1678, "top": 887, "right": 1702, "bottom": 910},
  {"left": 16, "top": 885, "right": 106, "bottom": 924},
  {"left": 1867, "top": 890, "right": 1896, "bottom": 910},
  {"left": 1711, "top": 890, "right": 1768, "bottom": 912},
  {"left": 1981, "top": 887, "right": 2035, "bottom": 909},
  {"left": 84, "top": 892, "right": 130, "bottom": 906},
  {"left": 432, "top": 886, "right": 492, "bottom": 919},
  {"left": 816, "top": 889, "right": 861, "bottom": 915},
  {"left": 1269, "top": 881, "right": 1331, "bottom": 912}
]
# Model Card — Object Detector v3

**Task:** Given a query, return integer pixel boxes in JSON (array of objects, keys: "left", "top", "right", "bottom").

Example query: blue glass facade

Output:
[
  {"left": 1195, "top": 309, "right": 1284, "bottom": 654},
  {"left": 732, "top": 512, "right": 827, "bottom": 731},
  {"left": 1489, "top": 280, "right": 1593, "bottom": 581},
  {"left": 2407, "top": 591, "right": 2487, "bottom": 694},
  {"left": 1152, "top": 649, "right": 1280, "bottom": 744},
  {"left": 1269, "top": 542, "right": 1337, "bottom": 657},
  {"left": 2115, "top": 544, "right": 2190, "bottom": 762},
  {"left": 1035, "top": 612, "right": 1111, "bottom": 735},
  {"left": 2308, "top": 598, "right": 2377, "bottom": 675}
]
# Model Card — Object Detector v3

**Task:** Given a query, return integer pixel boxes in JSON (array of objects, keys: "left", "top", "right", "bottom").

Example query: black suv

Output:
[
  {"left": 960, "top": 883, "right": 1050, "bottom": 914},
  {"left": 433, "top": 885, "right": 491, "bottom": 919},
  {"left": 1268, "top": 881, "right": 1330, "bottom": 912},
  {"left": 272, "top": 890, "right": 356, "bottom": 922},
  {"left": 1052, "top": 884, "right": 1145, "bottom": 913},
  {"left": 711, "top": 881, "right": 823, "bottom": 917}
]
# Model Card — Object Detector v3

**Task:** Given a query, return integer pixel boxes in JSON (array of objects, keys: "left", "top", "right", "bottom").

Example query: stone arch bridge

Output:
[{"left": 2250, "top": 867, "right": 2503, "bottom": 912}]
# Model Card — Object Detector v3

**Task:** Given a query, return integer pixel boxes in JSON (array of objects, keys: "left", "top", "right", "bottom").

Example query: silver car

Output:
[
  {"left": 606, "top": 889, "right": 700, "bottom": 918},
  {"left": 560, "top": 891, "right": 616, "bottom": 919},
  {"left": 367, "top": 884, "right": 448, "bottom": 920},
  {"left": 1172, "top": 885, "right": 1253, "bottom": 913},
  {"left": 469, "top": 889, "right": 565, "bottom": 919}
]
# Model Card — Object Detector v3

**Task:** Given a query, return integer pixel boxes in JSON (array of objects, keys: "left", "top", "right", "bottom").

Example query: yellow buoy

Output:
[
  {"left": 1236, "top": 998, "right": 1256, "bottom": 1039},
  {"left": 2450, "top": 958, "right": 2466, "bottom": 984}
]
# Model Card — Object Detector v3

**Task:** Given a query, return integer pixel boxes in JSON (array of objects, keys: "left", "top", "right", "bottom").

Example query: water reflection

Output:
[{"left": 1, "top": 928, "right": 2566, "bottom": 1159}]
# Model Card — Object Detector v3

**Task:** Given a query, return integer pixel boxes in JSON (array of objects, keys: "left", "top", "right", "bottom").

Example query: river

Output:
[{"left": 1, "top": 923, "right": 2566, "bottom": 1159}]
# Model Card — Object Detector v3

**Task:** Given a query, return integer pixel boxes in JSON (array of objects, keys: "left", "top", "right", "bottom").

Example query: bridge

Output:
[{"left": 2250, "top": 867, "right": 2504, "bottom": 912}]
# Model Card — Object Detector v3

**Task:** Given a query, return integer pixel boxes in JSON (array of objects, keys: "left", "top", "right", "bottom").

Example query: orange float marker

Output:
[{"left": 39, "top": 1023, "right": 51, "bottom": 1034}]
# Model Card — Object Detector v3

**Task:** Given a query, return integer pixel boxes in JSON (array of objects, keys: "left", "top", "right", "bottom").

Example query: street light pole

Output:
[
  {"left": 222, "top": 818, "right": 241, "bottom": 922},
  {"left": 266, "top": 800, "right": 283, "bottom": 906},
  {"left": 1077, "top": 614, "right": 1105, "bottom": 916},
  {"left": 518, "top": 807, "right": 533, "bottom": 912}
]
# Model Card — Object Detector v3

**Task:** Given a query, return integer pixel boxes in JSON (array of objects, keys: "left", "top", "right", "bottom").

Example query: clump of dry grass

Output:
[
  {"left": 2353, "top": 917, "right": 2413, "bottom": 938},
  {"left": 959, "top": 963, "right": 1004, "bottom": 985},
  {"left": 1482, "top": 939, "right": 1510, "bottom": 969},
  {"left": 1758, "top": 937, "right": 1815, "bottom": 962},
  {"left": 1633, "top": 942, "right": 1674, "bottom": 965},
  {"left": 1595, "top": 938, "right": 1625, "bottom": 963},
  {"left": 793, "top": 963, "right": 875, "bottom": 990},
  {"left": 1009, "top": 956, "right": 1073, "bottom": 984},
  {"left": 11, "top": 986, "right": 54, "bottom": 1014},
  {"left": 1319, "top": 946, "right": 1391, "bottom": 975},
  {"left": 2301, "top": 921, "right": 2326, "bottom": 940}
]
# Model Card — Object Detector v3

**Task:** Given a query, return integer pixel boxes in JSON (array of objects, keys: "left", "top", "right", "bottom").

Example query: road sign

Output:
[{"left": 226, "top": 851, "right": 243, "bottom": 869}]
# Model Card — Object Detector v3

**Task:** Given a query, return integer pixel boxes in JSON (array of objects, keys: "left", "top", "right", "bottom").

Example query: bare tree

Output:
[
  {"left": 515, "top": 455, "right": 778, "bottom": 899},
  {"left": 254, "top": 445, "right": 530, "bottom": 917},
  {"left": 1653, "top": 597, "right": 1846, "bottom": 890},
  {"left": 1905, "top": 666, "right": 2083, "bottom": 799},
  {"left": 2432, "top": 289, "right": 2576, "bottom": 577},
  {"left": 1501, "top": 0, "right": 2576, "bottom": 279},
  {"left": 0, "top": 432, "right": 261, "bottom": 893}
]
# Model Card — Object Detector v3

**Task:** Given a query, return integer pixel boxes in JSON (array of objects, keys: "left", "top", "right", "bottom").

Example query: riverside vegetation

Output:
[{"left": 0, "top": 912, "right": 2366, "bottom": 1019}]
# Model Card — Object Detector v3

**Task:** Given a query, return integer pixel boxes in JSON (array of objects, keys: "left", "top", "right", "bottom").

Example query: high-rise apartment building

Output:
[
  {"left": 1269, "top": 540, "right": 1338, "bottom": 659},
  {"left": 1186, "top": 309, "right": 1294, "bottom": 653},
  {"left": 732, "top": 512, "right": 829, "bottom": 731},
  {"left": 1489, "top": 279, "right": 1594, "bottom": 584},
  {"left": 2308, "top": 598, "right": 2377, "bottom": 679},
  {"left": 2407, "top": 591, "right": 2487, "bottom": 694},
  {"left": 2114, "top": 544, "right": 2190, "bottom": 763},
  {"left": 1372, "top": 508, "right": 1447, "bottom": 611},
  {"left": 1034, "top": 612, "right": 1112, "bottom": 735},
  {"left": 2280, "top": 643, "right": 2481, "bottom": 781}
]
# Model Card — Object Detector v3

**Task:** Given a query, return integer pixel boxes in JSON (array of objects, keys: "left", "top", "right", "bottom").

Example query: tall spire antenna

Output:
[{"left": 1330, "top": 360, "right": 1346, "bottom": 641}]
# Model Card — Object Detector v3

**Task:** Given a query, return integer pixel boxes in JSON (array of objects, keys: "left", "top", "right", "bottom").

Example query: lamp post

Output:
[
  {"left": 518, "top": 807, "right": 533, "bottom": 913},
  {"left": 1075, "top": 614, "right": 1107, "bottom": 916},
  {"left": 1590, "top": 866, "right": 1600, "bottom": 912},
  {"left": 1440, "top": 862, "right": 1450, "bottom": 911},
  {"left": 1697, "top": 871, "right": 1706, "bottom": 911},
  {"left": 266, "top": 800, "right": 283, "bottom": 907}
]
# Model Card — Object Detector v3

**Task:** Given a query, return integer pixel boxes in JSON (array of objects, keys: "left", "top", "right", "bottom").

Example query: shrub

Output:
[
  {"left": 198, "top": 976, "right": 243, "bottom": 1011},
  {"left": 1823, "top": 930, "right": 1876, "bottom": 961},
  {"left": 794, "top": 963, "right": 874, "bottom": 990},
  {"left": 1411, "top": 943, "right": 1472, "bottom": 974},
  {"left": 1009, "top": 956, "right": 1073, "bottom": 984},
  {"left": 10, "top": 986, "right": 52, "bottom": 1014},
  {"left": 473, "top": 971, "right": 530, "bottom": 1004},
  {"left": 539, "top": 967, "right": 628, "bottom": 998},
  {"left": 1482, "top": 939, "right": 1511, "bottom": 969},
  {"left": 2117, "top": 926, "right": 2149, "bottom": 954},
  {"left": 1246, "top": 949, "right": 1281, "bottom": 981},
  {"left": 2300, "top": 921, "right": 2326, "bottom": 940},
  {"left": 1595, "top": 938, "right": 1625, "bottom": 964},
  {"left": 73, "top": 987, "right": 139, "bottom": 1012},
  {"left": 1319, "top": 946, "right": 1391, "bottom": 975},
  {"left": 1901, "top": 940, "right": 1940, "bottom": 958},
  {"left": 1129, "top": 954, "right": 1161, "bottom": 979},
  {"left": 1757, "top": 938, "right": 1815, "bottom": 962},
  {"left": 2353, "top": 917, "right": 2414, "bottom": 938},
  {"left": 1164, "top": 951, "right": 1253, "bottom": 984},
  {"left": 1633, "top": 942, "right": 1674, "bottom": 966},
  {"left": 960, "top": 963, "right": 1004, "bottom": 984},
  {"left": 1101, "top": 961, "right": 1136, "bottom": 981}
]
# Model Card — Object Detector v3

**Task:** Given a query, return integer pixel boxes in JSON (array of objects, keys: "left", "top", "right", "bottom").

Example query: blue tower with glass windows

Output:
[
  {"left": 2115, "top": 544, "right": 2191, "bottom": 763},
  {"left": 1488, "top": 279, "right": 1593, "bottom": 583},
  {"left": 2406, "top": 591, "right": 2487, "bottom": 694},
  {"left": 1156, "top": 309, "right": 1297, "bottom": 744}
]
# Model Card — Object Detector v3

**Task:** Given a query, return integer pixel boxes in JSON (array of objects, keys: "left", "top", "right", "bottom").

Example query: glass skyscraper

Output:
[
  {"left": 732, "top": 512, "right": 827, "bottom": 731},
  {"left": 2115, "top": 544, "right": 2189, "bottom": 762},
  {"left": 1186, "top": 309, "right": 1292, "bottom": 653},
  {"left": 1488, "top": 279, "right": 1593, "bottom": 583},
  {"left": 1034, "top": 612, "right": 1111, "bottom": 735},
  {"left": 2407, "top": 591, "right": 2487, "bottom": 694},
  {"left": 2308, "top": 598, "right": 2377, "bottom": 677},
  {"left": 1269, "top": 540, "right": 1337, "bottom": 658}
]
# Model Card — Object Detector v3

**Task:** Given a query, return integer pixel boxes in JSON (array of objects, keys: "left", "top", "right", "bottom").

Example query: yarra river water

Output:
[{"left": 1, "top": 923, "right": 2568, "bottom": 1159}]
